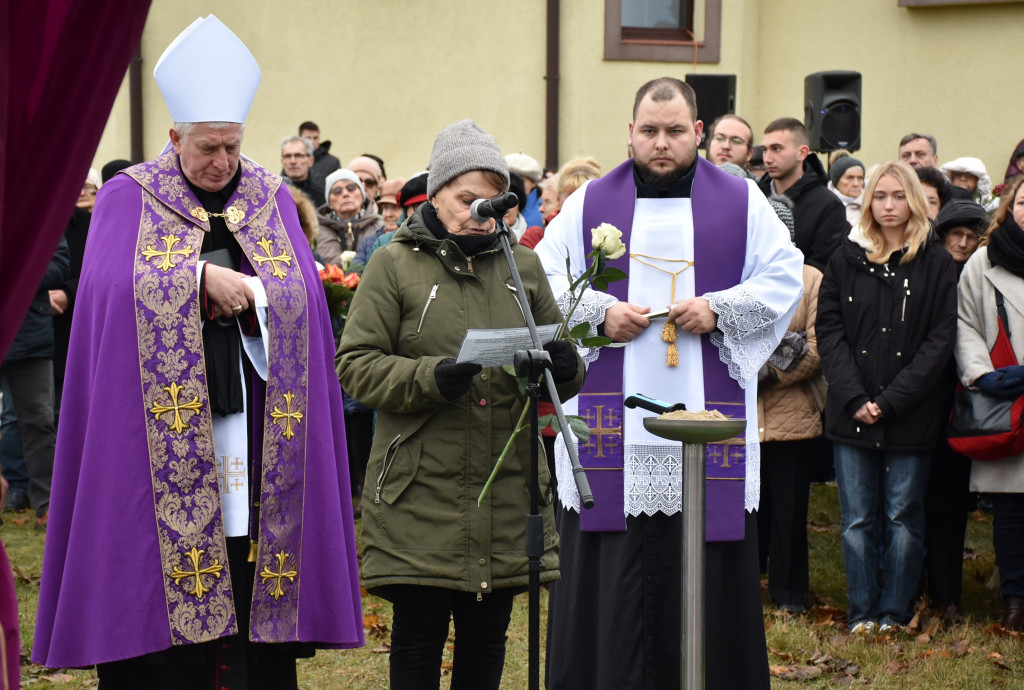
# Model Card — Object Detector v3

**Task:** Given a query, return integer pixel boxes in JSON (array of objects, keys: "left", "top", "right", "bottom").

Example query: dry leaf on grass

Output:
[
  {"left": 44, "top": 674, "right": 75, "bottom": 682},
  {"left": 371, "top": 643, "right": 391, "bottom": 654},
  {"left": 769, "top": 664, "right": 823, "bottom": 680},
  {"left": 987, "top": 651, "right": 1013, "bottom": 671}
]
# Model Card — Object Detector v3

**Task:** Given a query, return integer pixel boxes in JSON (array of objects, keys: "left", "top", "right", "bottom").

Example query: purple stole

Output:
[
  {"left": 578, "top": 157, "right": 748, "bottom": 541},
  {"left": 125, "top": 154, "right": 310, "bottom": 644}
]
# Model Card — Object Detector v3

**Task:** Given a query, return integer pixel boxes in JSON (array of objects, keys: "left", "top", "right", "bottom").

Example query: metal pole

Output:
[{"left": 681, "top": 441, "right": 706, "bottom": 690}]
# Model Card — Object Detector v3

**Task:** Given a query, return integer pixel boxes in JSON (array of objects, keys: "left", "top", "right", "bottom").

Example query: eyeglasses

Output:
[
  {"left": 282, "top": 153, "right": 310, "bottom": 160},
  {"left": 330, "top": 184, "right": 361, "bottom": 196},
  {"left": 82, "top": 185, "right": 98, "bottom": 195},
  {"left": 359, "top": 177, "right": 378, "bottom": 189},
  {"left": 712, "top": 133, "right": 748, "bottom": 148}
]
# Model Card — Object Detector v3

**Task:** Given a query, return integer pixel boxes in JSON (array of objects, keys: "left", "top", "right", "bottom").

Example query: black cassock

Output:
[{"left": 546, "top": 509, "right": 770, "bottom": 689}]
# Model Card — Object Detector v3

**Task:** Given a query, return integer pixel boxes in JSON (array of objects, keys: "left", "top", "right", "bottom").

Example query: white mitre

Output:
[{"left": 153, "top": 15, "right": 261, "bottom": 124}]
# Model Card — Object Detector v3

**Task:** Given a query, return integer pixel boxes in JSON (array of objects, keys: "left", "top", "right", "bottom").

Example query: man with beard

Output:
[
  {"left": 535, "top": 77, "right": 803, "bottom": 690},
  {"left": 705, "top": 113, "right": 755, "bottom": 171}
]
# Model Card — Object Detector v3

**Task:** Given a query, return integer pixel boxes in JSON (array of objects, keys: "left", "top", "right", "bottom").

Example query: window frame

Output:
[{"left": 605, "top": 0, "right": 721, "bottom": 63}]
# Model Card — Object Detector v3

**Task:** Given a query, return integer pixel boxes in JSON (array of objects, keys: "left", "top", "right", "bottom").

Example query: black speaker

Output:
[
  {"left": 804, "top": 71, "right": 861, "bottom": 152},
  {"left": 685, "top": 74, "right": 736, "bottom": 148}
]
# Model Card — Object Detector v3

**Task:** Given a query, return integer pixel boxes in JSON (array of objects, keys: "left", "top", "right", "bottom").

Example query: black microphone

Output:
[{"left": 469, "top": 192, "right": 519, "bottom": 223}]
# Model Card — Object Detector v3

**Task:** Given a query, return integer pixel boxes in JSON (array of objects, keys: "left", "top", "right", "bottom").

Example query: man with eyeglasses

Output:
[
  {"left": 706, "top": 114, "right": 754, "bottom": 171},
  {"left": 281, "top": 135, "right": 325, "bottom": 207}
]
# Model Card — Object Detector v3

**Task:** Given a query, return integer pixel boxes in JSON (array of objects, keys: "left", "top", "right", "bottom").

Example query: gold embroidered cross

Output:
[
  {"left": 582, "top": 405, "right": 622, "bottom": 458},
  {"left": 189, "top": 205, "right": 245, "bottom": 225},
  {"left": 270, "top": 392, "right": 303, "bottom": 440},
  {"left": 252, "top": 237, "right": 292, "bottom": 280},
  {"left": 141, "top": 234, "right": 195, "bottom": 271},
  {"left": 170, "top": 547, "right": 224, "bottom": 599},
  {"left": 260, "top": 550, "right": 297, "bottom": 600},
  {"left": 149, "top": 382, "right": 203, "bottom": 434}
]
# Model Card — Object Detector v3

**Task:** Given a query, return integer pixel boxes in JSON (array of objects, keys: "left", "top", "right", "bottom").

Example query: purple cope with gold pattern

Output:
[{"left": 128, "top": 152, "right": 309, "bottom": 645}]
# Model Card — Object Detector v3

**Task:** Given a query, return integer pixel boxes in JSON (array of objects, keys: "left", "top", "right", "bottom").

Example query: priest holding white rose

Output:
[{"left": 534, "top": 77, "right": 803, "bottom": 689}]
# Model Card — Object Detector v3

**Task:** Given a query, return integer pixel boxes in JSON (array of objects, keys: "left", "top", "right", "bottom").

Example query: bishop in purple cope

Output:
[{"left": 32, "top": 15, "right": 363, "bottom": 689}]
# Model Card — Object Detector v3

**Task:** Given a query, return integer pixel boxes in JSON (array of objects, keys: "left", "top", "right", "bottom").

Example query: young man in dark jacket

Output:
[{"left": 759, "top": 117, "right": 850, "bottom": 271}]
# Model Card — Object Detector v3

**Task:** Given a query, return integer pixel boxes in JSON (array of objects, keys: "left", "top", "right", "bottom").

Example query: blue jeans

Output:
[{"left": 834, "top": 443, "right": 930, "bottom": 625}]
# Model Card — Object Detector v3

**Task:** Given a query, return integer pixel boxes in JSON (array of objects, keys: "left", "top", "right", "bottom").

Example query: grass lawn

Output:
[{"left": 6, "top": 483, "right": 1022, "bottom": 688}]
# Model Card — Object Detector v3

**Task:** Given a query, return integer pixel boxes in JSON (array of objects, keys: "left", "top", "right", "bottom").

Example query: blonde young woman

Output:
[{"left": 817, "top": 161, "right": 958, "bottom": 635}]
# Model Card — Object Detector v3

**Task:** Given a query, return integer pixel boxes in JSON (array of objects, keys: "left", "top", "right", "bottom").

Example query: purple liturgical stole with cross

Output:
[{"left": 578, "top": 157, "right": 749, "bottom": 541}]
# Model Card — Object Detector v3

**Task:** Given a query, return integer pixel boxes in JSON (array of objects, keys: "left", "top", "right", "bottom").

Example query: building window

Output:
[
  {"left": 605, "top": 0, "right": 721, "bottom": 63},
  {"left": 621, "top": 0, "right": 694, "bottom": 42}
]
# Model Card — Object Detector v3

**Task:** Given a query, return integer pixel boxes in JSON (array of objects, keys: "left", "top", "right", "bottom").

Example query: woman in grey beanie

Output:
[
  {"left": 828, "top": 149, "right": 865, "bottom": 228},
  {"left": 337, "top": 119, "right": 583, "bottom": 689}
]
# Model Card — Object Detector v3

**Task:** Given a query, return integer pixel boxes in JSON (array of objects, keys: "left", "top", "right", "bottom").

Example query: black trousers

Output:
[
  {"left": 383, "top": 585, "right": 515, "bottom": 690},
  {"left": 757, "top": 439, "right": 815, "bottom": 608},
  {"left": 923, "top": 441, "right": 972, "bottom": 607},
  {"left": 0, "top": 357, "right": 55, "bottom": 516},
  {"left": 97, "top": 538, "right": 306, "bottom": 690}
]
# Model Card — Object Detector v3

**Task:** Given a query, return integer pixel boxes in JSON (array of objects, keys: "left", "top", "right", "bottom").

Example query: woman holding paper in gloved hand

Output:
[{"left": 336, "top": 119, "right": 584, "bottom": 690}]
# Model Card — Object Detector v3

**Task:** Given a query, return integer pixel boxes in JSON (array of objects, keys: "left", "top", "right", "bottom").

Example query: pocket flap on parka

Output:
[{"left": 380, "top": 438, "right": 422, "bottom": 505}]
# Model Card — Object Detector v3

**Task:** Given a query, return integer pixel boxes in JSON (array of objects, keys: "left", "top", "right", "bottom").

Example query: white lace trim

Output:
[
  {"left": 705, "top": 286, "right": 781, "bottom": 388},
  {"left": 556, "top": 440, "right": 760, "bottom": 515},
  {"left": 555, "top": 288, "right": 618, "bottom": 366}
]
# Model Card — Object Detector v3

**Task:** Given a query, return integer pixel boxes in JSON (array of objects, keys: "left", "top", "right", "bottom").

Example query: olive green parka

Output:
[{"left": 337, "top": 212, "right": 584, "bottom": 595}]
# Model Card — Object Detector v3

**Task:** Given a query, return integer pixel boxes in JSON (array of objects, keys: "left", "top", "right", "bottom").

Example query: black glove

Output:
[
  {"left": 434, "top": 358, "right": 483, "bottom": 400},
  {"left": 544, "top": 340, "right": 579, "bottom": 384}
]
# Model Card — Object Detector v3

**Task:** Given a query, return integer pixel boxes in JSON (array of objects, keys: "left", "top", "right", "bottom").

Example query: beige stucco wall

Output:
[{"left": 92, "top": 0, "right": 1024, "bottom": 189}]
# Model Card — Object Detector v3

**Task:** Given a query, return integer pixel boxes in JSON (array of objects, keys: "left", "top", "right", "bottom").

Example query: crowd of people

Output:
[{"left": 5, "top": 13, "right": 1024, "bottom": 690}]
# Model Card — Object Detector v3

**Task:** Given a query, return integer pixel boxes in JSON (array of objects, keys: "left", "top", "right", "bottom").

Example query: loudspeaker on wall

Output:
[
  {"left": 685, "top": 74, "right": 736, "bottom": 149},
  {"left": 804, "top": 71, "right": 861, "bottom": 152}
]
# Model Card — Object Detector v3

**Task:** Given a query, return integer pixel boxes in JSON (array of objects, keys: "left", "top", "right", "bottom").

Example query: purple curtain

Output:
[{"left": 0, "top": 0, "right": 151, "bottom": 359}]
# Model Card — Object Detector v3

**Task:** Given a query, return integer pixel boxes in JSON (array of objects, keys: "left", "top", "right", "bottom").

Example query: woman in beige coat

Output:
[
  {"left": 955, "top": 175, "right": 1024, "bottom": 629},
  {"left": 756, "top": 263, "right": 824, "bottom": 612}
]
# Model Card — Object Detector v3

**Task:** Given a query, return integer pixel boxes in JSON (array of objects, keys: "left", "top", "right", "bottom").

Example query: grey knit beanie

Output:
[
  {"left": 829, "top": 155, "right": 864, "bottom": 188},
  {"left": 427, "top": 119, "right": 509, "bottom": 199}
]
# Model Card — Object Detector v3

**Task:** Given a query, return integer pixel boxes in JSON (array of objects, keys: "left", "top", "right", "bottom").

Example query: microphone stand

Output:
[{"left": 494, "top": 216, "right": 593, "bottom": 690}]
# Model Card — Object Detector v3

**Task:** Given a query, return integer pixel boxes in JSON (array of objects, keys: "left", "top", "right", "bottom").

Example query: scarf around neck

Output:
[{"left": 987, "top": 215, "right": 1024, "bottom": 277}]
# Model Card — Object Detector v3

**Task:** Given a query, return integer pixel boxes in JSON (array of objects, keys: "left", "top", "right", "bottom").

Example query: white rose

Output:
[
  {"left": 590, "top": 223, "right": 626, "bottom": 260},
  {"left": 339, "top": 250, "right": 357, "bottom": 271}
]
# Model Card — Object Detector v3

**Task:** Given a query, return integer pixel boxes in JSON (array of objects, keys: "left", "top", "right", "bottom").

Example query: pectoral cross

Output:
[
  {"left": 169, "top": 547, "right": 224, "bottom": 599},
  {"left": 270, "top": 392, "right": 303, "bottom": 440},
  {"left": 252, "top": 237, "right": 292, "bottom": 280},
  {"left": 582, "top": 405, "right": 622, "bottom": 458},
  {"left": 149, "top": 382, "right": 204, "bottom": 434},
  {"left": 260, "top": 550, "right": 297, "bottom": 601},
  {"left": 141, "top": 235, "right": 195, "bottom": 271}
]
